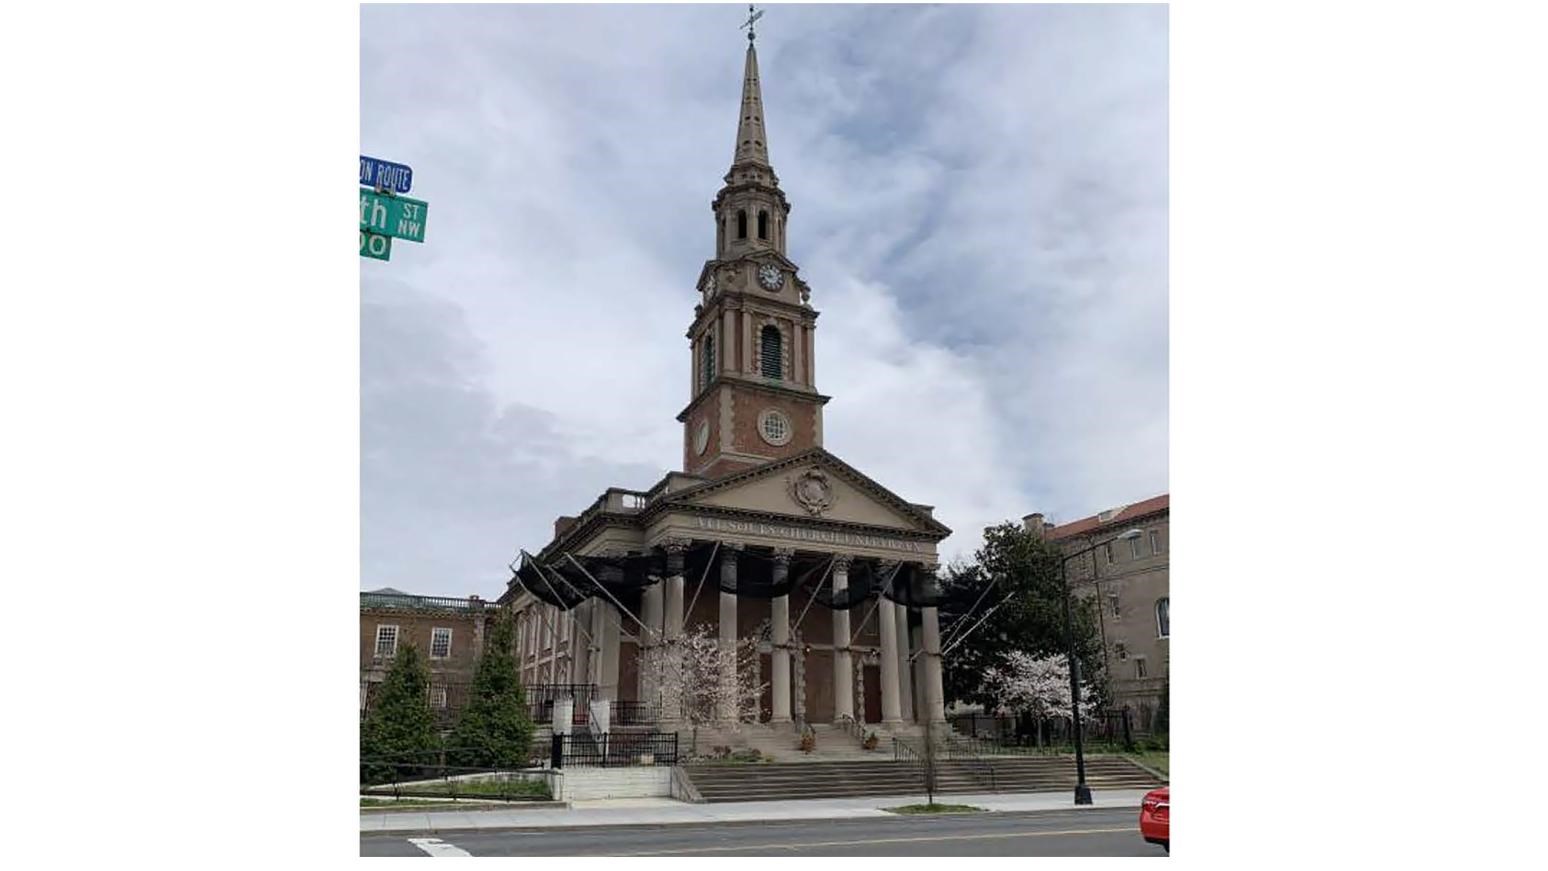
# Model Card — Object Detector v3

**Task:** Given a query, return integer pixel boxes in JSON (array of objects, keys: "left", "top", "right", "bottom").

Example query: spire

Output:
[{"left": 732, "top": 18, "right": 771, "bottom": 168}]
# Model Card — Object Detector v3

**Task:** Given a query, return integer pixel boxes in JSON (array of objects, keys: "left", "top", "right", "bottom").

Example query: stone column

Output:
[
  {"left": 661, "top": 538, "right": 690, "bottom": 724},
  {"left": 895, "top": 603, "right": 915, "bottom": 723},
  {"left": 571, "top": 600, "right": 592, "bottom": 693},
  {"left": 639, "top": 582, "right": 663, "bottom": 703},
  {"left": 921, "top": 604, "right": 947, "bottom": 724},
  {"left": 717, "top": 542, "right": 743, "bottom": 725},
  {"left": 589, "top": 598, "right": 606, "bottom": 689},
  {"left": 877, "top": 586, "right": 903, "bottom": 728},
  {"left": 598, "top": 602, "right": 621, "bottom": 702},
  {"left": 769, "top": 548, "right": 794, "bottom": 724},
  {"left": 830, "top": 554, "right": 854, "bottom": 723}
]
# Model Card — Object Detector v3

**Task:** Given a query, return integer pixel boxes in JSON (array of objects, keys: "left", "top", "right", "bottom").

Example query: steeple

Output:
[
  {"left": 677, "top": 12, "right": 827, "bottom": 480},
  {"left": 712, "top": 9, "right": 790, "bottom": 262},
  {"left": 732, "top": 41, "right": 771, "bottom": 169}
]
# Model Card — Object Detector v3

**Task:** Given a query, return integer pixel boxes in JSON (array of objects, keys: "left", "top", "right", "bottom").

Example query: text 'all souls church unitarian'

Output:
[{"left": 501, "top": 27, "right": 951, "bottom": 734}]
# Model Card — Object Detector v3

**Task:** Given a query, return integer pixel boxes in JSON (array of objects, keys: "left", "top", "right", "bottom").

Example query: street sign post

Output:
[
  {"left": 359, "top": 155, "right": 413, "bottom": 194},
  {"left": 359, "top": 189, "right": 429, "bottom": 243},
  {"left": 360, "top": 229, "right": 392, "bottom": 261}
]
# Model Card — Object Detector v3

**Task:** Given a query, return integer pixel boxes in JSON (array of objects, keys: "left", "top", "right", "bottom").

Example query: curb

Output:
[
  {"left": 361, "top": 800, "right": 570, "bottom": 816},
  {"left": 360, "top": 800, "right": 1143, "bottom": 837}
]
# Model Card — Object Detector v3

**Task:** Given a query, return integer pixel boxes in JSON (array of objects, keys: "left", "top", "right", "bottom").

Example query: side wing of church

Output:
[{"left": 499, "top": 36, "right": 951, "bottom": 737}]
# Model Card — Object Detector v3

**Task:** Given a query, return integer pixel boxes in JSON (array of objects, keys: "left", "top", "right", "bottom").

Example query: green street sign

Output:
[
  {"left": 359, "top": 188, "right": 429, "bottom": 243},
  {"left": 360, "top": 229, "right": 392, "bottom": 260}
]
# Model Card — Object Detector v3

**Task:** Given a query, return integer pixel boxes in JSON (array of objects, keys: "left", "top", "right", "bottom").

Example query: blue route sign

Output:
[{"left": 359, "top": 155, "right": 413, "bottom": 194}]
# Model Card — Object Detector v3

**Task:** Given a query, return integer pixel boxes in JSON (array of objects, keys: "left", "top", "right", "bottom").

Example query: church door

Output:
[{"left": 862, "top": 664, "right": 882, "bottom": 723}]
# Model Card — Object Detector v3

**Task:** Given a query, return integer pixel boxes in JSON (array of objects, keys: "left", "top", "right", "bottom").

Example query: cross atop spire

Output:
[{"left": 740, "top": 5, "right": 764, "bottom": 43}]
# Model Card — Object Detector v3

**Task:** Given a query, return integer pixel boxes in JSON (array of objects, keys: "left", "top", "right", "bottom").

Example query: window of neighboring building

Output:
[
  {"left": 1108, "top": 594, "right": 1120, "bottom": 618},
  {"left": 760, "top": 325, "right": 783, "bottom": 379},
  {"left": 430, "top": 686, "right": 447, "bottom": 708},
  {"left": 375, "top": 625, "right": 398, "bottom": 657},
  {"left": 1150, "top": 529, "right": 1163, "bottom": 554},
  {"left": 1102, "top": 542, "right": 1113, "bottom": 564},
  {"left": 431, "top": 627, "right": 452, "bottom": 658},
  {"left": 1135, "top": 657, "right": 1148, "bottom": 679},
  {"left": 1156, "top": 597, "right": 1170, "bottom": 638},
  {"left": 1115, "top": 641, "right": 1128, "bottom": 661},
  {"left": 1129, "top": 535, "right": 1143, "bottom": 559}
]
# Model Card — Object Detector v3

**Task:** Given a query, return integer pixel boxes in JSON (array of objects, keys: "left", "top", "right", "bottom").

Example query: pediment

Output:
[{"left": 661, "top": 448, "right": 950, "bottom": 538}]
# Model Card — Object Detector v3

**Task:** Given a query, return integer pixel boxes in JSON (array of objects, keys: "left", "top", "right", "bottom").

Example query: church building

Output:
[{"left": 500, "top": 33, "right": 951, "bottom": 736}]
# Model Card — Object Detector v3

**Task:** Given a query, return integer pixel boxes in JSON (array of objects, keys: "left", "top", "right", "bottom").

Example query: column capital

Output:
[
  {"left": 662, "top": 537, "right": 693, "bottom": 554},
  {"left": 771, "top": 547, "right": 795, "bottom": 564},
  {"left": 831, "top": 553, "right": 853, "bottom": 572},
  {"left": 720, "top": 541, "right": 746, "bottom": 552}
]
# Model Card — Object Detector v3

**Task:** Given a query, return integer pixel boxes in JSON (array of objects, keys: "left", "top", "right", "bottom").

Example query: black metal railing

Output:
[
  {"left": 526, "top": 684, "right": 598, "bottom": 725},
  {"left": 360, "top": 748, "right": 550, "bottom": 800},
  {"left": 556, "top": 731, "right": 678, "bottom": 767},
  {"left": 610, "top": 700, "right": 660, "bottom": 726},
  {"left": 947, "top": 710, "right": 1134, "bottom": 751}
]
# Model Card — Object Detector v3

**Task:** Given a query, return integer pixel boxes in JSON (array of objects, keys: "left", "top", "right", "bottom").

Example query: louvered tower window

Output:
[
  {"left": 701, "top": 334, "right": 715, "bottom": 390},
  {"left": 760, "top": 325, "right": 782, "bottom": 379}
]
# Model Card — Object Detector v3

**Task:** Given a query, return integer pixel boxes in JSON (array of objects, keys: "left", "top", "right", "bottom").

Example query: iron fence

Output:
[
  {"left": 610, "top": 700, "right": 659, "bottom": 726},
  {"left": 360, "top": 747, "right": 550, "bottom": 799},
  {"left": 947, "top": 710, "right": 1133, "bottom": 751},
  {"left": 525, "top": 683, "right": 597, "bottom": 725},
  {"left": 555, "top": 731, "right": 678, "bottom": 767}
]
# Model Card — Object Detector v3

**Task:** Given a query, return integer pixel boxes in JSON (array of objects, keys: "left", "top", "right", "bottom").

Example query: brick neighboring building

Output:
[
  {"left": 1025, "top": 494, "right": 1169, "bottom": 732},
  {"left": 359, "top": 587, "right": 499, "bottom": 726}
]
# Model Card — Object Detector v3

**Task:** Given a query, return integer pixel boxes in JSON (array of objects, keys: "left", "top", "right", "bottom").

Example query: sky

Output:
[{"left": 360, "top": 3, "right": 1169, "bottom": 598}]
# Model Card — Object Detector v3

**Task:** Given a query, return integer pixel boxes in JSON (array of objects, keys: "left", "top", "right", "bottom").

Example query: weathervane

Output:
[{"left": 740, "top": 4, "right": 764, "bottom": 42}]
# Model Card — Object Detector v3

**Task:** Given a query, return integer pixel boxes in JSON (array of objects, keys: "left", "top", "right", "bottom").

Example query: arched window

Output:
[
  {"left": 737, "top": 210, "right": 747, "bottom": 239},
  {"left": 1155, "top": 597, "right": 1169, "bottom": 638},
  {"left": 760, "top": 325, "right": 782, "bottom": 379},
  {"left": 757, "top": 209, "right": 768, "bottom": 240},
  {"left": 701, "top": 334, "right": 715, "bottom": 389}
]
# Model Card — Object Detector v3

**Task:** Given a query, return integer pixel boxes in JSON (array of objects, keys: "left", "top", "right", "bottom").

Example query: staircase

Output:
[{"left": 679, "top": 753, "right": 1164, "bottom": 803}]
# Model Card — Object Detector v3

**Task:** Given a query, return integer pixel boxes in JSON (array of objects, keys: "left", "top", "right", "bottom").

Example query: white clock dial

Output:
[
  {"left": 758, "top": 264, "right": 783, "bottom": 291},
  {"left": 694, "top": 420, "right": 710, "bottom": 455}
]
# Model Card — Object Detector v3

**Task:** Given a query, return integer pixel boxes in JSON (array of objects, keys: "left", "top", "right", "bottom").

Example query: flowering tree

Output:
[
  {"left": 649, "top": 623, "right": 767, "bottom": 728},
  {"left": 983, "top": 651, "right": 1098, "bottom": 722}
]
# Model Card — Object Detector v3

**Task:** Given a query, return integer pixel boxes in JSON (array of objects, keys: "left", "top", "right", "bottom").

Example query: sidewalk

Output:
[{"left": 360, "top": 789, "right": 1151, "bottom": 835}]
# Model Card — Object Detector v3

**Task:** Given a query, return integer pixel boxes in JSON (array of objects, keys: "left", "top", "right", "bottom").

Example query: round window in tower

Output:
[{"left": 758, "top": 408, "right": 792, "bottom": 446}]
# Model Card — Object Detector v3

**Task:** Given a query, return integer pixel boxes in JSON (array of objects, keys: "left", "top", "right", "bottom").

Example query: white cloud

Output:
[{"left": 361, "top": 5, "right": 1168, "bottom": 594}]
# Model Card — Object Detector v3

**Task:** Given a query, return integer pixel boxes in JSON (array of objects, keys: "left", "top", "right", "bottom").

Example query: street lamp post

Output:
[{"left": 1059, "top": 527, "right": 1143, "bottom": 805}]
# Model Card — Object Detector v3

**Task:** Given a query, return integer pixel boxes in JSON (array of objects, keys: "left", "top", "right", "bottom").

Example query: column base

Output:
[{"left": 882, "top": 718, "right": 903, "bottom": 730}]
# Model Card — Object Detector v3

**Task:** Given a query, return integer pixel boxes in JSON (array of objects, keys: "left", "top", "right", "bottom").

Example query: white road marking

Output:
[{"left": 407, "top": 837, "right": 472, "bottom": 857}]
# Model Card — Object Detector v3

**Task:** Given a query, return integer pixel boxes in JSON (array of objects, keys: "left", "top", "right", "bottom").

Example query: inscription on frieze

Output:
[{"left": 694, "top": 516, "right": 926, "bottom": 554}]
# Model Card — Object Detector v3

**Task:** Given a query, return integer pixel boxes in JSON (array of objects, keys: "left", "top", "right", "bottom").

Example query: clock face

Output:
[
  {"left": 758, "top": 264, "right": 783, "bottom": 291},
  {"left": 694, "top": 420, "right": 710, "bottom": 456}
]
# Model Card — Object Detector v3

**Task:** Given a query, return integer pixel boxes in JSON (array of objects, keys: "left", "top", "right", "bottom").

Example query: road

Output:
[{"left": 360, "top": 808, "right": 1165, "bottom": 856}]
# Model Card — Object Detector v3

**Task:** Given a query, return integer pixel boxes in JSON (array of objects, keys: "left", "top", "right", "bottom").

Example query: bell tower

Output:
[{"left": 677, "top": 26, "right": 828, "bottom": 479}]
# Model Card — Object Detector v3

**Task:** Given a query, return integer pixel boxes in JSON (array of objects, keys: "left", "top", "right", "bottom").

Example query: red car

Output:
[{"left": 1140, "top": 786, "right": 1169, "bottom": 852}]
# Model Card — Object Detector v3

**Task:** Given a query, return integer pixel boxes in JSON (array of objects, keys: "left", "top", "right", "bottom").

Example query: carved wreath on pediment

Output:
[{"left": 788, "top": 468, "right": 836, "bottom": 517}]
